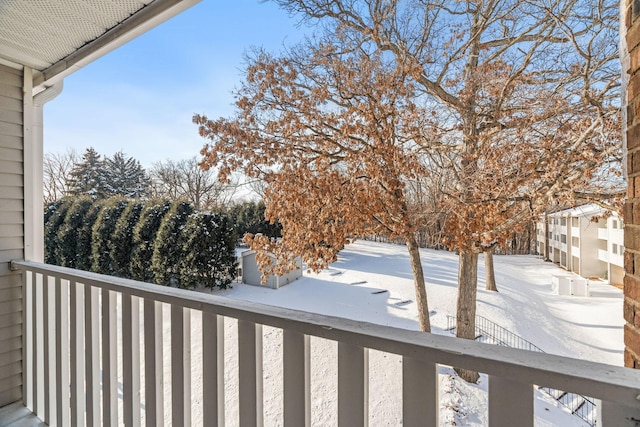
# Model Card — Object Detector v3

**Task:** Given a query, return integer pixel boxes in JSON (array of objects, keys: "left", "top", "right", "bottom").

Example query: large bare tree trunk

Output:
[
  {"left": 455, "top": 251, "right": 479, "bottom": 383},
  {"left": 406, "top": 236, "right": 431, "bottom": 332},
  {"left": 484, "top": 247, "right": 497, "bottom": 292}
]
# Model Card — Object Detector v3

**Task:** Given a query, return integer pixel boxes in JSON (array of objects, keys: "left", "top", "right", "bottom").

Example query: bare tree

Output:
[
  {"left": 43, "top": 148, "right": 78, "bottom": 202},
  {"left": 149, "top": 157, "right": 239, "bottom": 210}
]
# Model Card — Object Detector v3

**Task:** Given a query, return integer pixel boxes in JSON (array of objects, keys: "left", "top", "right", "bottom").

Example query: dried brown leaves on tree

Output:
[
  {"left": 195, "top": 0, "right": 620, "bottom": 381},
  {"left": 195, "top": 41, "right": 437, "bottom": 332}
]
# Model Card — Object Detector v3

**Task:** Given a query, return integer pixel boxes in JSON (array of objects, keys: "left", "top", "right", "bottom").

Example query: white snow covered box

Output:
[
  {"left": 552, "top": 276, "right": 572, "bottom": 295},
  {"left": 571, "top": 278, "right": 589, "bottom": 297},
  {"left": 241, "top": 250, "right": 303, "bottom": 289}
]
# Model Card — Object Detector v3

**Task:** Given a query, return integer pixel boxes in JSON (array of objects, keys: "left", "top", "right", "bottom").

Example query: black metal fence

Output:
[{"left": 446, "top": 315, "right": 597, "bottom": 426}]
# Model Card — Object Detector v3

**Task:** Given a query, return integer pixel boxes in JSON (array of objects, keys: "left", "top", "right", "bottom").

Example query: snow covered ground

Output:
[{"left": 133, "top": 240, "right": 623, "bottom": 426}]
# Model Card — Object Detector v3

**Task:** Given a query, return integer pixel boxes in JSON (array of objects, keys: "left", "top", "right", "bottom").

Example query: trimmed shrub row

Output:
[{"left": 44, "top": 197, "right": 237, "bottom": 290}]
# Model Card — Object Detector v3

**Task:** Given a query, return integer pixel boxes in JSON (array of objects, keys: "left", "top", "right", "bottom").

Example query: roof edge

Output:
[{"left": 32, "top": 0, "right": 200, "bottom": 93}]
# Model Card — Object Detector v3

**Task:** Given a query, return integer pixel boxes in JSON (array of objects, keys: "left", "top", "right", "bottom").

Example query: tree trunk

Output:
[
  {"left": 455, "top": 251, "right": 480, "bottom": 383},
  {"left": 406, "top": 236, "right": 431, "bottom": 332},
  {"left": 484, "top": 247, "right": 497, "bottom": 292}
]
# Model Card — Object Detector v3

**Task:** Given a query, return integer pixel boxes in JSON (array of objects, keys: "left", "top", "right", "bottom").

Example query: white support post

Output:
[
  {"left": 283, "top": 329, "right": 310, "bottom": 427},
  {"left": 85, "top": 285, "right": 100, "bottom": 426},
  {"left": 202, "top": 312, "right": 224, "bottom": 427},
  {"left": 488, "top": 375, "right": 533, "bottom": 427},
  {"left": 123, "top": 293, "right": 141, "bottom": 426},
  {"left": 238, "top": 319, "right": 263, "bottom": 427},
  {"left": 171, "top": 305, "right": 191, "bottom": 427},
  {"left": 144, "top": 299, "right": 164, "bottom": 427},
  {"left": 338, "top": 342, "right": 368, "bottom": 427},
  {"left": 102, "top": 289, "right": 118, "bottom": 427},
  {"left": 402, "top": 356, "right": 438, "bottom": 427}
]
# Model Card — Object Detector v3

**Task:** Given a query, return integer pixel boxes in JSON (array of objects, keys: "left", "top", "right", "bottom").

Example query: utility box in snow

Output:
[
  {"left": 240, "top": 250, "right": 303, "bottom": 289},
  {"left": 571, "top": 278, "right": 589, "bottom": 297},
  {"left": 552, "top": 276, "right": 572, "bottom": 295}
]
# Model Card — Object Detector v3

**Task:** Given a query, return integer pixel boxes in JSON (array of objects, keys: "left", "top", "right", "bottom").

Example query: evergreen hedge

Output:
[
  {"left": 110, "top": 200, "right": 145, "bottom": 277},
  {"left": 130, "top": 200, "right": 172, "bottom": 282},
  {"left": 179, "top": 212, "right": 237, "bottom": 289},
  {"left": 91, "top": 198, "right": 129, "bottom": 274},
  {"left": 75, "top": 200, "right": 106, "bottom": 271},
  {"left": 151, "top": 201, "right": 194, "bottom": 286},
  {"left": 44, "top": 197, "right": 240, "bottom": 290},
  {"left": 56, "top": 197, "right": 93, "bottom": 268},
  {"left": 44, "top": 198, "right": 72, "bottom": 265}
]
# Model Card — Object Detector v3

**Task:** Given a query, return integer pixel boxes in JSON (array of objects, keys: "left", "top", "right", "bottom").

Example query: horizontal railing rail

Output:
[{"left": 13, "top": 260, "right": 640, "bottom": 426}]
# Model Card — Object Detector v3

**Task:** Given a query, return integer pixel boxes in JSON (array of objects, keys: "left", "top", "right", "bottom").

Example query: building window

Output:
[
  {"left": 548, "top": 232, "right": 552, "bottom": 239},
  {"left": 612, "top": 220, "right": 618, "bottom": 229},
  {"left": 555, "top": 235, "right": 559, "bottom": 241},
  {"left": 572, "top": 236, "right": 579, "bottom": 247},
  {"left": 561, "top": 218, "right": 567, "bottom": 226},
  {"left": 613, "top": 243, "right": 618, "bottom": 254},
  {"left": 561, "top": 234, "right": 567, "bottom": 244},
  {"left": 572, "top": 217, "right": 579, "bottom": 227}
]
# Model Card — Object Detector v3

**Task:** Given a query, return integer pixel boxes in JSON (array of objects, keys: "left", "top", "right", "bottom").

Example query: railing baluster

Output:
[
  {"left": 55, "top": 277, "right": 70, "bottom": 426},
  {"left": 488, "top": 375, "right": 533, "bottom": 427},
  {"left": 238, "top": 319, "right": 263, "bottom": 427},
  {"left": 102, "top": 288, "right": 118, "bottom": 427},
  {"left": 85, "top": 284, "right": 100, "bottom": 426},
  {"left": 202, "top": 312, "right": 224, "bottom": 427},
  {"left": 283, "top": 329, "right": 309, "bottom": 427},
  {"left": 43, "top": 274, "right": 51, "bottom": 423},
  {"left": 123, "top": 292, "right": 141, "bottom": 426},
  {"left": 70, "top": 280, "right": 86, "bottom": 426},
  {"left": 338, "top": 342, "right": 368, "bottom": 426},
  {"left": 402, "top": 356, "right": 438, "bottom": 427},
  {"left": 171, "top": 305, "right": 191, "bottom": 427},
  {"left": 144, "top": 299, "right": 163, "bottom": 427}
]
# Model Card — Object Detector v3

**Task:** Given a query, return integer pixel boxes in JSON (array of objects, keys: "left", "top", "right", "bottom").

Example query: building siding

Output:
[{"left": 0, "top": 63, "right": 23, "bottom": 407}]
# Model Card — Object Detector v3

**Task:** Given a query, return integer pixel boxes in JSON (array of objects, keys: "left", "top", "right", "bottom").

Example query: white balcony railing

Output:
[
  {"left": 11, "top": 260, "right": 640, "bottom": 426},
  {"left": 598, "top": 249, "right": 609, "bottom": 262},
  {"left": 598, "top": 228, "right": 609, "bottom": 240}
]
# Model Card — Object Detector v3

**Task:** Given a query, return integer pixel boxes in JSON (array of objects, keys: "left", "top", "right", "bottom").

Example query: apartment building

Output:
[{"left": 536, "top": 204, "right": 624, "bottom": 285}]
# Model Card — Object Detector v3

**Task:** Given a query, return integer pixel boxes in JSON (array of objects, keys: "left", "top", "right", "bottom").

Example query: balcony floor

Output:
[{"left": 0, "top": 402, "right": 44, "bottom": 427}]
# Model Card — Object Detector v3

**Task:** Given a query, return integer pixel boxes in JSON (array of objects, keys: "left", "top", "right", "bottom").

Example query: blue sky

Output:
[{"left": 44, "top": 1, "right": 310, "bottom": 167}]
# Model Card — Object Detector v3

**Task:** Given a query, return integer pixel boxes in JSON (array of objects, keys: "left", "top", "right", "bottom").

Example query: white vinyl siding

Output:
[{"left": 0, "top": 63, "right": 24, "bottom": 407}]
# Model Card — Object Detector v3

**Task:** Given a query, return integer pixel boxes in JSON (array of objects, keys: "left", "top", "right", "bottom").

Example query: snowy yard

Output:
[{"left": 137, "top": 240, "right": 623, "bottom": 426}]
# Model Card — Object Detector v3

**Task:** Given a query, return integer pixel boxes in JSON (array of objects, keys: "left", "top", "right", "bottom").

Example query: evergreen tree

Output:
[
  {"left": 130, "top": 200, "right": 172, "bottom": 282},
  {"left": 109, "top": 200, "right": 145, "bottom": 277},
  {"left": 230, "top": 201, "right": 282, "bottom": 239},
  {"left": 179, "top": 212, "right": 237, "bottom": 289},
  {"left": 75, "top": 199, "right": 105, "bottom": 271},
  {"left": 67, "top": 147, "right": 108, "bottom": 199},
  {"left": 151, "top": 201, "right": 194, "bottom": 286},
  {"left": 56, "top": 197, "right": 92, "bottom": 268},
  {"left": 44, "top": 199, "right": 64, "bottom": 224},
  {"left": 105, "top": 151, "right": 150, "bottom": 198},
  {"left": 91, "top": 198, "right": 129, "bottom": 274},
  {"left": 44, "top": 198, "right": 72, "bottom": 265}
]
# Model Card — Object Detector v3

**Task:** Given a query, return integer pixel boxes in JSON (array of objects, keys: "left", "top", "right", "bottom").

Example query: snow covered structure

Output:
[
  {"left": 240, "top": 250, "right": 303, "bottom": 289},
  {"left": 535, "top": 204, "right": 624, "bottom": 285}
]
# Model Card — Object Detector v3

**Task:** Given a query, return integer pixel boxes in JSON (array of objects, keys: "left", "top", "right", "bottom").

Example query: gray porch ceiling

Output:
[{"left": 0, "top": 0, "right": 199, "bottom": 90}]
